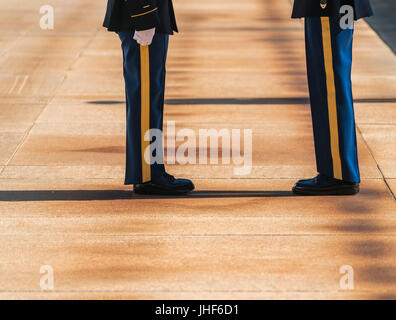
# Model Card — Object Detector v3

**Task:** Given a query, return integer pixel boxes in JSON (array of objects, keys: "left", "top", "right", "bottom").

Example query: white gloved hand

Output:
[{"left": 133, "top": 28, "right": 156, "bottom": 46}]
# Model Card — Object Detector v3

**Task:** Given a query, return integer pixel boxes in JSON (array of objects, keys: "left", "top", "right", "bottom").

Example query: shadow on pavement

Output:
[
  {"left": 365, "top": 0, "right": 396, "bottom": 54},
  {"left": 322, "top": 186, "right": 396, "bottom": 295},
  {"left": 0, "top": 190, "right": 295, "bottom": 201}
]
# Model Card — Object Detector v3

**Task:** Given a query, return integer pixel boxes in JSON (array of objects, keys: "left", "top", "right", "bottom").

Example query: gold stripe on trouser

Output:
[
  {"left": 321, "top": 17, "right": 343, "bottom": 180},
  {"left": 140, "top": 45, "right": 151, "bottom": 183}
]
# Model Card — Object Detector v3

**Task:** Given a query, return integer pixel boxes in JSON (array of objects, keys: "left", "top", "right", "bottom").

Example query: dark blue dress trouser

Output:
[
  {"left": 305, "top": 16, "right": 360, "bottom": 183},
  {"left": 118, "top": 32, "right": 169, "bottom": 185}
]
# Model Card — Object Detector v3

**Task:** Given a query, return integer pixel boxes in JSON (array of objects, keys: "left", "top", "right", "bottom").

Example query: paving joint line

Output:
[
  {"left": 0, "top": 25, "right": 102, "bottom": 178},
  {"left": 356, "top": 126, "right": 396, "bottom": 201}
]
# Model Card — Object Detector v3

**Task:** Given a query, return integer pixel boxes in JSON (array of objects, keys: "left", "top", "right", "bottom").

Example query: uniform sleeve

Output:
[{"left": 124, "top": 0, "right": 160, "bottom": 31}]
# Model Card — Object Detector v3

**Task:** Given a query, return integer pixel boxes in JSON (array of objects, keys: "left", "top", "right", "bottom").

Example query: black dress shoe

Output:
[
  {"left": 292, "top": 173, "right": 359, "bottom": 196},
  {"left": 134, "top": 172, "right": 195, "bottom": 195}
]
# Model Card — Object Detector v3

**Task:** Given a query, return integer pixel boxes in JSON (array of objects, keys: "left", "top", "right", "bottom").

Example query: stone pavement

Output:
[{"left": 0, "top": 0, "right": 395, "bottom": 299}]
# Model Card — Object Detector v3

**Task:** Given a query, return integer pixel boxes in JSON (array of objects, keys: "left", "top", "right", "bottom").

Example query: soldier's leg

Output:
[
  {"left": 118, "top": 32, "right": 168, "bottom": 185},
  {"left": 147, "top": 33, "right": 169, "bottom": 180},
  {"left": 304, "top": 16, "right": 360, "bottom": 183}
]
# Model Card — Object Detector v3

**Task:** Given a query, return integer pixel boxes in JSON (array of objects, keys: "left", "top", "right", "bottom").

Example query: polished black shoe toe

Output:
[
  {"left": 292, "top": 173, "right": 359, "bottom": 196},
  {"left": 134, "top": 173, "right": 195, "bottom": 195}
]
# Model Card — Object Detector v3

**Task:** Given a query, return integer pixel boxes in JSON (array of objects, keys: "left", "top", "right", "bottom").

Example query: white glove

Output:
[{"left": 133, "top": 28, "right": 156, "bottom": 46}]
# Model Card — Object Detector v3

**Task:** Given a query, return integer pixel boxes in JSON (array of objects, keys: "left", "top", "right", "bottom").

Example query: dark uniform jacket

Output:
[
  {"left": 292, "top": 0, "right": 373, "bottom": 20},
  {"left": 103, "top": 0, "right": 178, "bottom": 34}
]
